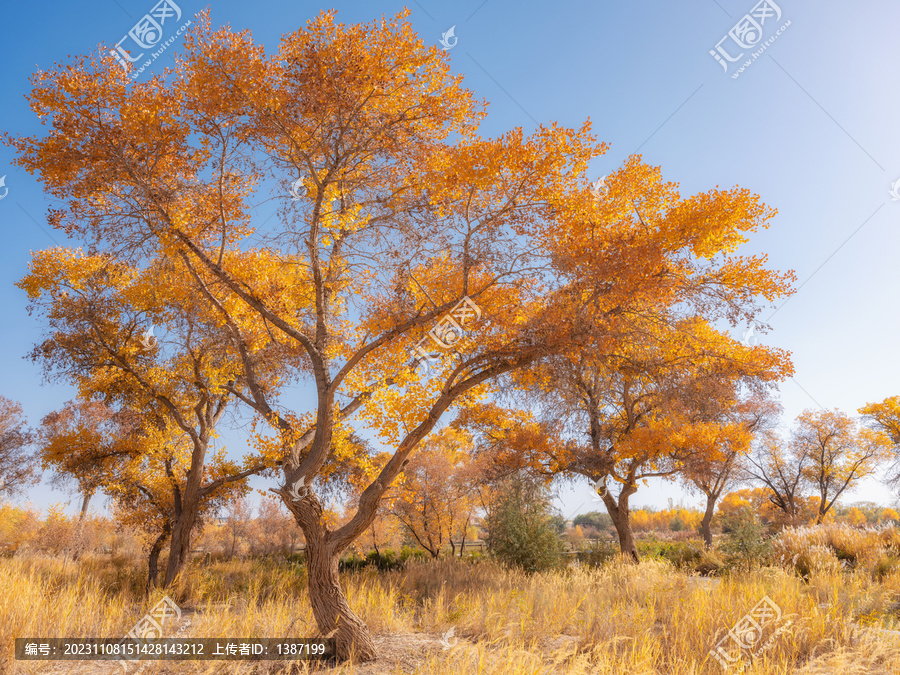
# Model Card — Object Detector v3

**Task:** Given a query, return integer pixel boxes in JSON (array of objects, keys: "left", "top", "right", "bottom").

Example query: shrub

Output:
[
  {"left": 718, "top": 516, "right": 770, "bottom": 573},
  {"left": 483, "top": 473, "right": 564, "bottom": 573},
  {"left": 873, "top": 554, "right": 900, "bottom": 581},
  {"left": 339, "top": 545, "right": 427, "bottom": 572},
  {"left": 772, "top": 523, "right": 900, "bottom": 580},
  {"left": 634, "top": 539, "right": 722, "bottom": 575},
  {"left": 576, "top": 540, "right": 620, "bottom": 567}
]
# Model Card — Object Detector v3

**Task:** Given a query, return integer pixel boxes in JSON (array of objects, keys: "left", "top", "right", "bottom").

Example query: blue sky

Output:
[{"left": 1, "top": 0, "right": 899, "bottom": 520}]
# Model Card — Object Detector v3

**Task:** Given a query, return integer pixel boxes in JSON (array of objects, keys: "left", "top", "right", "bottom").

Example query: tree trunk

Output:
[
  {"left": 370, "top": 525, "right": 379, "bottom": 557},
  {"left": 70, "top": 492, "right": 93, "bottom": 562},
  {"left": 305, "top": 530, "right": 377, "bottom": 661},
  {"left": 162, "top": 454, "right": 205, "bottom": 586},
  {"left": 601, "top": 482, "right": 639, "bottom": 562},
  {"left": 147, "top": 523, "right": 171, "bottom": 592},
  {"left": 459, "top": 513, "right": 470, "bottom": 558},
  {"left": 282, "top": 486, "right": 378, "bottom": 663},
  {"left": 700, "top": 492, "right": 717, "bottom": 549},
  {"left": 79, "top": 491, "right": 93, "bottom": 522},
  {"left": 163, "top": 509, "right": 197, "bottom": 586}
]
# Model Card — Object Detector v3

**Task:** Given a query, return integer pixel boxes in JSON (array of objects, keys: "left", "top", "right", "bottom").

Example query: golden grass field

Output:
[{"left": 4, "top": 524, "right": 900, "bottom": 674}]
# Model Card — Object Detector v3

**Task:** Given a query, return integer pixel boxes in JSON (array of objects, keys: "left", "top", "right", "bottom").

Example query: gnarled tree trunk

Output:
[
  {"left": 286, "top": 493, "right": 378, "bottom": 662},
  {"left": 601, "top": 482, "right": 639, "bottom": 562},
  {"left": 306, "top": 532, "right": 377, "bottom": 661},
  {"left": 163, "top": 449, "right": 206, "bottom": 587},
  {"left": 147, "top": 522, "right": 171, "bottom": 592},
  {"left": 700, "top": 492, "right": 717, "bottom": 549}
]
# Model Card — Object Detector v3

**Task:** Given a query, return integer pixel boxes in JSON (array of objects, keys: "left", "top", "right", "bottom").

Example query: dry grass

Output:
[{"left": 3, "top": 527, "right": 900, "bottom": 674}]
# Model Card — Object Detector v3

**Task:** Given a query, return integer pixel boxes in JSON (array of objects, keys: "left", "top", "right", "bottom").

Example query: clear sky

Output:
[{"left": 1, "top": 0, "right": 899, "bottom": 520}]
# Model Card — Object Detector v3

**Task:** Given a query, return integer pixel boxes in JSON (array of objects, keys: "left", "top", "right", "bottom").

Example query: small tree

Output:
[
  {"left": 793, "top": 409, "right": 889, "bottom": 523},
  {"left": 681, "top": 392, "right": 781, "bottom": 548},
  {"left": 249, "top": 498, "right": 305, "bottom": 557},
  {"left": 0, "top": 397, "right": 36, "bottom": 498},
  {"left": 483, "top": 472, "right": 563, "bottom": 573},
  {"left": 223, "top": 496, "right": 253, "bottom": 559},
  {"left": 744, "top": 431, "right": 809, "bottom": 526},
  {"left": 859, "top": 395, "right": 900, "bottom": 488},
  {"left": 390, "top": 428, "right": 478, "bottom": 558}
]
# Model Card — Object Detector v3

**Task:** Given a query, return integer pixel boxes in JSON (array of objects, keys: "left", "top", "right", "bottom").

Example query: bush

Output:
[
  {"left": 771, "top": 523, "right": 900, "bottom": 580},
  {"left": 573, "top": 511, "right": 613, "bottom": 532},
  {"left": 576, "top": 539, "right": 620, "bottom": 567},
  {"left": 339, "top": 545, "right": 427, "bottom": 572},
  {"left": 873, "top": 554, "right": 900, "bottom": 581},
  {"left": 717, "top": 516, "right": 770, "bottom": 573},
  {"left": 484, "top": 473, "right": 564, "bottom": 573},
  {"left": 635, "top": 538, "right": 722, "bottom": 575}
]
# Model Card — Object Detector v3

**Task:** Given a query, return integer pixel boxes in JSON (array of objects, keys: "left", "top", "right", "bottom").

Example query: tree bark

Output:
[
  {"left": 304, "top": 524, "right": 377, "bottom": 661},
  {"left": 147, "top": 523, "right": 171, "bottom": 592},
  {"left": 700, "top": 492, "right": 717, "bottom": 549},
  {"left": 601, "top": 482, "right": 639, "bottom": 562},
  {"left": 163, "top": 514, "right": 194, "bottom": 586},
  {"left": 162, "top": 448, "right": 205, "bottom": 586},
  {"left": 459, "top": 513, "right": 470, "bottom": 558},
  {"left": 79, "top": 491, "right": 93, "bottom": 522},
  {"left": 71, "top": 491, "right": 94, "bottom": 562}
]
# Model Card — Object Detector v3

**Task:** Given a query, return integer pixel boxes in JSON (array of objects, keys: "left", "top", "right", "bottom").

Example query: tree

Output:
[
  {"left": 483, "top": 471, "right": 563, "bottom": 572},
  {"left": 6, "top": 9, "right": 795, "bottom": 659},
  {"left": 18, "top": 250, "right": 269, "bottom": 587},
  {"left": 88, "top": 411, "right": 248, "bottom": 589},
  {"left": 222, "top": 496, "right": 253, "bottom": 558},
  {"left": 0, "top": 397, "right": 36, "bottom": 498},
  {"left": 389, "top": 427, "right": 478, "bottom": 558},
  {"left": 38, "top": 400, "right": 138, "bottom": 520},
  {"left": 859, "top": 395, "right": 900, "bottom": 487},
  {"left": 681, "top": 392, "right": 781, "bottom": 547},
  {"left": 716, "top": 487, "right": 815, "bottom": 530},
  {"left": 847, "top": 507, "right": 867, "bottom": 526},
  {"left": 523, "top": 319, "right": 791, "bottom": 561},
  {"left": 248, "top": 497, "right": 305, "bottom": 557},
  {"left": 793, "top": 408, "right": 889, "bottom": 524},
  {"left": 572, "top": 510, "right": 613, "bottom": 536},
  {"left": 744, "top": 430, "right": 810, "bottom": 526}
]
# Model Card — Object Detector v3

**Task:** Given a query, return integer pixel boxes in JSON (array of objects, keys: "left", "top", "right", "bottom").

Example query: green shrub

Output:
[
  {"left": 340, "top": 546, "right": 428, "bottom": 573},
  {"left": 636, "top": 539, "right": 722, "bottom": 575},
  {"left": 576, "top": 540, "right": 619, "bottom": 567},
  {"left": 484, "top": 473, "right": 564, "bottom": 573},
  {"left": 717, "top": 517, "right": 770, "bottom": 573}
]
